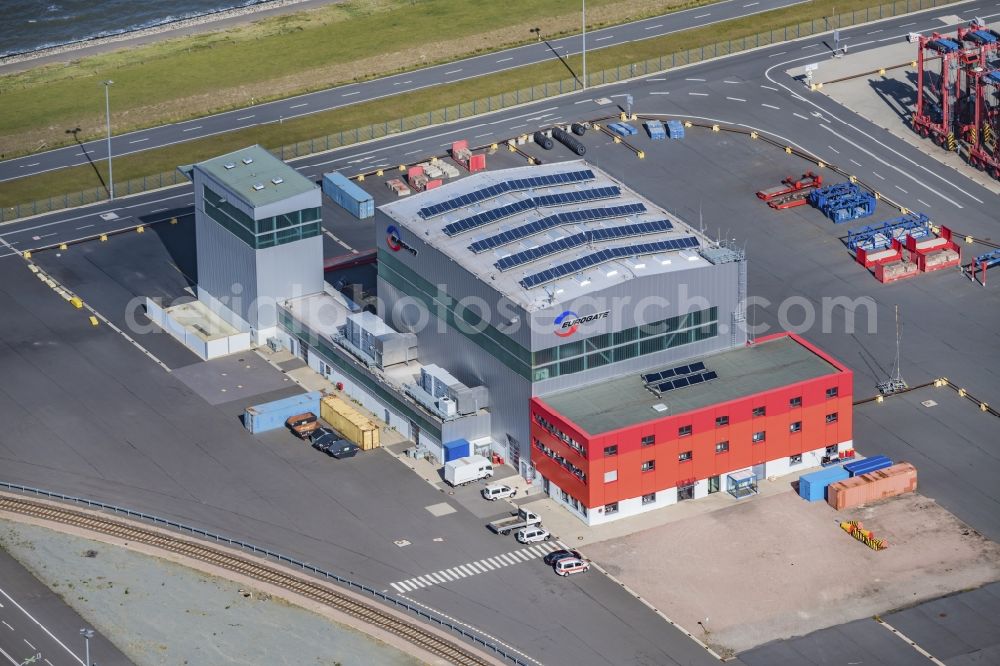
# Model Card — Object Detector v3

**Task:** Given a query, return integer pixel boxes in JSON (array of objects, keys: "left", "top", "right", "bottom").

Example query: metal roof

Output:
[
  {"left": 181, "top": 145, "right": 316, "bottom": 209},
  {"left": 379, "top": 161, "right": 716, "bottom": 311},
  {"left": 540, "top": 335, "right": 841, "bottom": 435}
]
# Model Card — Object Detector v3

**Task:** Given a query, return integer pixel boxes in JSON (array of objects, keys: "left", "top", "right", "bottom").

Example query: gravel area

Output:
[
  {"left": 585, "top": 490, "right": 1000, "bottom": 657},
  {"left": 0, "top": 520, "right": 425, "bottom": 666}
]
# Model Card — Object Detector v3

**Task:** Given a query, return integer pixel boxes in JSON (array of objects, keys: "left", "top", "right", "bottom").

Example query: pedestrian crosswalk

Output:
[{"left": 390, "top": 541, "right": 563, "bottom": 593}]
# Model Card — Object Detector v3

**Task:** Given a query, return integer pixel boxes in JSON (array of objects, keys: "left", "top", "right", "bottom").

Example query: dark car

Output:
[
  {"left": 327, "top": 441, "right": 361, "bottom": 459},
  {"left": 543, "top": 549, "right": 582, "bottom": 566}
]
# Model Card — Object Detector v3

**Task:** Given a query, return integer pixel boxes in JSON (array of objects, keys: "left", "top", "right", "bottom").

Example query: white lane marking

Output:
[
  {"left": 761, "top": 103, "right": 780, "bottom": 109},
  {"left": 341, "top": 92, "right": 359, "bottom": 97},
  {"left": 129, "top": 138, "right": 149, "bottom": 143},
  {"left": 2, "top": 645, "right": 24, "bottom": 666},
  {"left": 595, "top": 36, "right": 613, "bottom": 41},
  {"left": 850, "top": 159, "right": 862, "bottom": 167},
  {"left": 0, "top": 587, "right": 85, "bottom": 665},
  {"left": 744, "top": 2, "right": 759, "bottom": 6},
  {"left": 647, "top": 77, "right": 666, "bottom": 81},
  {"left": 901, "top": 22, "right": 916, "bottom": 27},
  {"left": 895, "top": 185, "right": 908, "bottom": 193},
  {"left": 867, "top": 29, "right": 883, "bottom": 34},
  {"left": 727, "top": 96, "right": 747, "bottom": 102},
  {"left": 45, "top": 659, "right": 53, "bottom": 666},
  {"left": 685, "top": 77, "right": 706, "bottom": 81},
  {"left": 876, "top": 618, "right": 946, "bottom": 665},
  {"left": 689, "top": 92, "right": 709, "bottom": 96},
  {"left": 445, "top": 68, "right": 463, "bottom": 74},
  {"left": 827, "top": 145, "right": 840, "bottom": 154},
  {"left": 490, "top": 106, "right": 559, "bottom": 125},
  {"left": 23, "top": 640, "right": 35, "bottom": 650},
  {"left": 289, "top": 103, "right": 308, "bottom": 109},
  {"left": 510, "top": 123, "right": 527, "bottom": 129},
  {"left": 1, "top": 621, "right": 11, "bottom": 630},
  {"left": 802, "top": 43, "right": 820, "bottom": 49},
  {"left": 236, "top": 114, "right": 254, "bottom": 120},
  {"left": 918, "top": 199, "right": 932, "bottom": 208},
  {"left": 23, "top": 162, "right": 40, "bottom": 167},
  {"left": 650, "top": 91, "right": 670, "bottom": 95},
  {"left": 872, "top": 171, "right": 885, "bottom": 180},
  {"left": 768, "top": 51, "right": 787, "bottom": 57},
  {"left": 793, "top": 112, "right": 809, "bottom": 119},
  {"left": 760, "top": 84, "right": 778, "bottom": 91},
  {"left": 181, "top": 126, "right": 202, "bottom": 132},
  {"left": 497, "top": 57, "right": 513, "bottom": 63},
  {"left": 645, "top": 24, "right": 663, "bottom": 30},
  {"left": 694, "top": 13, "right": 711, "bottom": 18},
  {"left": 724, "top": 80, "right": 740, "bottom": 84},
  {"left": 474, "top": 132, "right": 493, "bottom": 138},
  {"left": 404, "top": 149, "right": 421, "bottom": 155},
  {"left": 76, "top": 224, "right": 94, "bottom": 230}
]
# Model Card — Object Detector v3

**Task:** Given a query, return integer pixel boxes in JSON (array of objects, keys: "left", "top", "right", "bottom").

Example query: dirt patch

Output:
[{"left": 586, "top": 491, "right": 1000, "bottom": 655}]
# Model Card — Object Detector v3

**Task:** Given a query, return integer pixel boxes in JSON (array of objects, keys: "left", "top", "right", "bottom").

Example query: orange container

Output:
[{"left": 827, "top": 463, "right": 917, "bottom": 510}]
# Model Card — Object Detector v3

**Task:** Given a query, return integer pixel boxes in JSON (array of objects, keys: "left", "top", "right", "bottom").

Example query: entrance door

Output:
[
  {"left": 507, "top": 434, "right": 520, "bottom": 471},
  {"left": 752, "top": 463, "right": 765, "bottom": 481},
  {"left": 543, "top": 476, "right": 551, "bottom": 495},
  {"left": 708, "top": 475, "right": 720, "bottom": 494},
  {"left": 410, "top": 420, "right": 420, "bottom": 447}
]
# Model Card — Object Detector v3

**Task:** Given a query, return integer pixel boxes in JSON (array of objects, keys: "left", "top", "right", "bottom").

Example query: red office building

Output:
[{"left": 530, "top": 333, "right": 853, "bottom": 524}]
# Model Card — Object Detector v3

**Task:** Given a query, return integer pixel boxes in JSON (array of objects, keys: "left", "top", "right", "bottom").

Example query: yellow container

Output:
[{"left": 320, "top": 395, "right": 380, "bottom": 450}]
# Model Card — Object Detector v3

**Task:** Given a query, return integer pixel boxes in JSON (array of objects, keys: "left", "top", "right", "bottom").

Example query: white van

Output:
[
  {"left": 481, "top": 483, "right": 516, "bottom": 501},
  {"left": 516, "top": 526, "right": 551, "bottom": 544}
]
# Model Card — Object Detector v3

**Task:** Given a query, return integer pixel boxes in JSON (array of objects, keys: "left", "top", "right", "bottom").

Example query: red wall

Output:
[{"left": 529, "top": 333, "right": 853, "bottom": 510}]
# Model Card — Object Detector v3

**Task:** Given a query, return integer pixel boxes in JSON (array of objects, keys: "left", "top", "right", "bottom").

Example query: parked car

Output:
[
  {"left": 311, "top": 432, "right": 339, "bottom": 453},
  {"left": 553, "top": 557, "right": 591, "bottom": 577},
  {"left": 543, "top": 549, "right": 582, "bottom": 566},
  {"left": 516, "top": 526, "right": 551, "bottom": 544},
  {"left": 309, "top": 427, "right": 336, "bottom": 444},
  {"left": 481, "top": 483, "right": 516, "bottom": 501},
  {"left": 327, "top": 441, "right": 361, "bottom": 459},
  {"left": 286, "top": 412, "right": 319, "bottom": 438}
]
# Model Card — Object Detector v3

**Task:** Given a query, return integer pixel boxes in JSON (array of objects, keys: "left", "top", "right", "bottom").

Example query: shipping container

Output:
[
  {"left": 827, "top": 462, "right": 917, "bottom": 510},
  {"left": 322, "top": 172, "right": 375, "bottom": 219},
  {"left": 320, "top": 394, "right": 381, "bottom": 450},
  {"left": 844, "top": 455, "right": 892, "bottom": 477},
  {"left": 666, "top": 120, "right": 685, "bottom": 139},
  {"left": 244, "top": 391, "right": 322, "bottom": 434},
  {"left": 443, "top": 439, "right": 471, "bottom": 462},
  {"left": 798, "top": 465, "right": 849, "bottom": 502}
]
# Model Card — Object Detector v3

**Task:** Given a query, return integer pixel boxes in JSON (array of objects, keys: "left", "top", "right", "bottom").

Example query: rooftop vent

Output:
[
  {"left": 223, "top": 162, "right": 236, "bottom": 170},
  {"left": 242, "top": 157, "right": 254, "bottom": 165},
  {"left": 652, "top": 403, "right": 668, "bottom": 413},
  {"left": 271, "top": 177, "right": 284, "bottom": 185},
  {"left": 252, "top": 183, "right": 265, "bottom": 191}
]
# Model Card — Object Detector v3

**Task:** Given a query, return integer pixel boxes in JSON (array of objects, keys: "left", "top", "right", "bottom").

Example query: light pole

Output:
[
  {"left": 582, "top": 0, "right": 587, "bottom": 90},
  {"left": 102, "top": 80, "right": 114, "bottom": 200},
  {"left": 80, "top": 628, "right": 94, "bottom": 665}
]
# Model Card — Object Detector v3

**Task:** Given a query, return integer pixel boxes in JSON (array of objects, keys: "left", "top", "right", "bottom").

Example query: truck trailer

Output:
[{"left": 443, "top": 455, "right": 494, "bottom": 486}]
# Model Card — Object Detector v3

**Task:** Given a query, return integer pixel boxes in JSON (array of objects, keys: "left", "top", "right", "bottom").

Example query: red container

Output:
[
  {"left": 828, "top": 462, "right": 917, "bottom": 510},
  {"left": 425, "top": 178, "right": 443, "bottom": 191},
  {"left": 469, "top": 154, "right": 487, "bottom": 173}
]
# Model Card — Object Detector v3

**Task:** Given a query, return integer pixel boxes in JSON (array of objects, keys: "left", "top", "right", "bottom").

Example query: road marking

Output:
[
  {"left": 289, "top": 103, "right": 308, "bottom": 108},
  {"left": 2, "top": 645, "right": 24, "bottom": 666},
  {"left": 75, "top": 152, "right": 87, "bottom": 156},
  {"left": 768, "top": 51, "right": 787, "bottom": 57},
  {"left": 445, "top": 68, "right": 463, "bottom": 74},
  {"left": 645, "top": 24, "right": 663, "bottom": 30},
  {"left": 22, "top": 162, "right": 41, "bottom": 167},
  {"left": 876, "top": 618, "right": 946, "bottom": 665},
  {"left": 689, "top": 92, "right": 708, "bottom": 96},
  {"left": 389, "top": 542, "right": 562, "bottom": 593},
  {"left": 23, "top": 640, "right": 35, "bottom": 650},
  {"left": 685, "top": 77, "right": 706, "bottom": 81},
  {"left": 1, "top": 620, "right": 11, "bottom": 630},
  {"left": 724, "top": 80, "right": 740, "bottom": 84},
  {"left": 574, "top": 99, "right": 592, "bottom": 104},
  {"left": 236, "top": 114, "right": 254, "bottom": 120},
  {"left": 743, "top": 1, "right": 759, "bottom": 6},
  {"left": 650, "top": 91, "right": 670, "bottom": 95},
  {"left": 474, "top": 132, "right": 493, "bottom": 138},
  {"left": 760, "top": 84, "right": 779, "bottom": 91},
  {"left": 895, "top": 185, "right": 908, "bottom": 193},
  {"left": 0, "top": 586, "right": 85, "bottom": 665},
  {"left": 802, "top": 43, "right": 820, "bottom": 49},
  {"left": 827, "top": 145, "right": 840, "bottom": 154},
  {"left": 129, "top": 138, "right": 149, "bottom": 144},
  {"left": 872, "top": 171, "right": 885, "bottom": 179},
  {"left": 510, "top": 123, "right": 527, "bottom": 129},
  {"left": 793, "top": 112, "right": 809, "bottom": 119},
  {"left": 341, "top": 92, "right": 359, "bottom": 98},
  {"left": 496, "top": 57, "right": 513, "bottom": 63},
  {"left": 403, "top": 149, "right": 421, "bottom": 155},
  {"left": 761, "top": 103, "right": 780, "bottom": 109},
  {"left": 595, "top": 36, "right": 613, "bottom": 41},
  {"left": 850, "top": 159, "right": 863, "bottom": 166},
  {"left": 77, "top": 224, "right": 94, "bottom": 230},
  {"left": 489, "top": 106, "right": 559, "bottom": 125},
  {"left": 867, "top": 29, "right": 883, "bottom": 34},
  {"left": 694, "top": 13, "right": 711, "bottom": 18},
  {"left": 727, "top": 97, "right": 747, "bottom": 102},
  {"left": 918, "top": 199, "right": 931, "bottom": 208},
  {"left": 901, "top": 22, "right": 916, "bottom": 27},
  {"left": 181, "top": 126, "right": 202, "bottom": 132}
]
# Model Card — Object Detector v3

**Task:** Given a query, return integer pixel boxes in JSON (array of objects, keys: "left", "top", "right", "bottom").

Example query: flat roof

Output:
[
  {"left": 183, "top": 145, "right": 316, "bottom": 209},
  {"left": 540, "top": 335, "right": 841, "bottom": 435},
  {"left": 379, "top": 161, "right": 717, "bottom": 310}
]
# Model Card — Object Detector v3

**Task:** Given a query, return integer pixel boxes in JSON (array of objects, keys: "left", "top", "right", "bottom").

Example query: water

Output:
[{"left": 0, "top": 0, "right": 277, "bottom": 58}]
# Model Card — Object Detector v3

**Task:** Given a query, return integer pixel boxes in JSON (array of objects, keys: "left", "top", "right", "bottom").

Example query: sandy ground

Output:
[
  {"left": 0, "top": 520, "right": 425, "bottom": 666},
  {"left": 585, "top": 490, "right": 1000, "bottom": 657}
]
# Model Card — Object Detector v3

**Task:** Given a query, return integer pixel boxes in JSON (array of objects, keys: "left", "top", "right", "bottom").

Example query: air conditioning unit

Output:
[
  {"left": 438, "top": 397, "right": 457, "bottom": 418},
  {"left": 267, "top": 337, "right": 283, "bottom": 352}
]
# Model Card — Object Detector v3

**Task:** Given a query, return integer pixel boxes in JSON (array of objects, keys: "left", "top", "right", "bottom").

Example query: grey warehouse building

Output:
[{"left": 375, "top": 161, "right": 747, "bottom": 477}]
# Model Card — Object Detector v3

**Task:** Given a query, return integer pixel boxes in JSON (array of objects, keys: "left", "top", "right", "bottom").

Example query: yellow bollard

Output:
[
  {"left": 399, "top": 164, "right": 406, "bottom": 171},
  {"left": 527, "top": 157, "right": 535, "bottom": 165},
  {"left": 900, "top": 207, "right": 909, "bottom": 215},
  {"left": 712, "top": 124, "right": 720, "bottom": 132},
  {"left": 785, "top": 146, "right": 792, "bottom": 154},
  {"left": 876, "top": 395, "right": 884, "bottom": 403},
  {"left": 170, "top": 217, "right": 178, "bottom": 225},
  {"left": 593, "top": 123, "right": 601, "bottom": 130},
  {"left": 620, "top": 112, "right": 627, "bottom": 121},
  {"left": 637, "top": 151, "right": 645, "bottom": 160},
  {"left": 750, "top": 131, "right": 759, "bottom": 139},
  {"left": 630, "top": 113, "right": 637, "bottom": 121},
  {"left": 614, "top": 136, "right": 621, "bottom": 144},
  {"left": 982, "top": 402, "right": 989, "bottom": 412},
  {"left": 376, "top": 169, "right": 383, "bottom": 177},
  {"left": 100, "top": 234, "right": 108, "bottom": 242},
  {"left": 849, "top": 175, "right": 857, "bottom": 183},
  {"left": 137, "top": 225, "right": 145, "bottom": 233},
  {"left": 958, "top": 388, "right": 966, "bottom": 397},
  {"left": 23, "top": 251, "right": 31, "bottom": 259},
  {"left": 70, "top": 296, "right": 83, "bottom": 309},
  {"left": 431, "top": 157, "right": 438, "bottom": 163},
  {"left": 874, "top": 192, "right": 881, "bottom": 200},
  {"left": 878, "top": 68, "right": 886, "bottom": 76},
  {"left": 934, "top": 378, "right": 946, "bottom": 387},
  {"left": 684, "top": 121, "right": 692, "bottom": 128},
  {"left": 817, "top": 161, "right": 825, "bottom": 169},
  {"left": 490, "top": 143, "right": 498, "bottom": 151},
  {"left": 965, "top": 235, "right": 973, "bottom": 244},
  {"left": 357, "top": 174, "right": 365, "bottom": 181},
  {"left": 911, "top": 61, "right": 917, "bottom": 68},
  {"left": 811, "top": 83, "right": 819, "bottom": 91},
  {"left": 59, "top": 243, "right": 68, "bottom": 250},
  {"left": 89, "top": 316, "right": 99, "bottom": 327}
]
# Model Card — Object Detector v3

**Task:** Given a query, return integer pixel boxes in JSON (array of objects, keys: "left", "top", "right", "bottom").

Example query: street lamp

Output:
[
  {"left": 102, "top": 80, "right": 114, "bottom": 200},
  {"left": 80, "top": 628, "right": 94, "bottom": 665},
  {"left": 582, "top": 1, "right": 587, "bottom": 90},
  {"left": 530, "top": 27, "right": 540, "bottom": 41}
]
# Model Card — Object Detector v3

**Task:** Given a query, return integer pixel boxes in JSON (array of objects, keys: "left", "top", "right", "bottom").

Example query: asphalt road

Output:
[
  {"left": 0, "top": 548, "right": 131, "bottom": 666},
  {"left": 0, "top": 0, "right": 807, "bottom": 183},
  {"left": 0, "top": 2, "right": 998, "bottom": 665}
]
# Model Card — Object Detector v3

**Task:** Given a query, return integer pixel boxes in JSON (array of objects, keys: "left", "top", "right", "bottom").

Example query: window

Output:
[
  {"left": 752, "top": 406, "right": 766, "bottom": 417},
  {"left": 715, "top": 441, "right": 730, "bottom": 454},
  {"left": 641, "top": 434, "right": 656, "bottom": 447},
  {"left": 790, "top": 421, "right": 802, "bottom": 433},
  {"left": 789, "top": 396, "right": 803, "bottom": 408},
  {"left": 641, "top": 492, "right": 657, "bottom": 505},
  {"left": 678, "top": 450, "right": 693, "bottom": 462},
  {"left": 826, "top": 386, "right": 839, "bottom": 398},
  {"left": 604, "top": 502, "right": 619, "bottom": 515},
  {"left": 641, "top": 460, "right": 656, "bottom": 472},
  {"left": 604, "top": 445, "right": 618, "bottom": 457},
  {"left": 678, "top": 425, "right": 693, "bottom": 438},
  {"left": 715, "top": 415, "right": 729, "bottom": 427},
  {"left": 826, "top": 412, "right": 839, "bottom": 424},
  {"left": 604, "top": 470, "right": 618, "bottom": 483},
  {"left": 790, "top": 454, "right": 803, "bottom": 465},
  {"left": 826, "top": 445, "right": 839, "bottom": 455},
  {"left": 752, "top": 431, "right": 766, "bottom": 443}
]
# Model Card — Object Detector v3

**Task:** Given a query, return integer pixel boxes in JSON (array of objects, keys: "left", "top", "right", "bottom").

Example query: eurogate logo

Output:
[
  {"left": 386, "top": 225, "right": 417, "bottom": 255},
  {"left": 554, "top": 310, "right": 609, "bottom": 337}
]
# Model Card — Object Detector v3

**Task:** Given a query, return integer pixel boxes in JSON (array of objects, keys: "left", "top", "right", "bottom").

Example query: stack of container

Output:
[
  {"left": 827, "top": 462, "right": 917, "bottom": 510},
  {"left": 844, "top": 455, "right": 892, "bottom": 477},
  {"left": 322, "top": 172, "right": 375, "bottom": 220},
  {"left": 798, "top": 465, "right": 849, "bottom": 502},
  {"left": 666, "top": 120, "right": 685, "bottom": 139},
  {"left": 905, "top": 226, "right": 961, "bottom": 273},
  {"left": 608, "top": 122, "right": 638, "bottom": 137},
  {"left": 443, "top": 439, "right": 471, "bottom": 462},
  {"left": 644, "top": 120, "right": 666, "bottom": 140},
  {"left": 320, "top": 394, "right": 381, "bottom": 450},
  {"left": 244, "top": 391, "right": 322, "bottom": 434}
]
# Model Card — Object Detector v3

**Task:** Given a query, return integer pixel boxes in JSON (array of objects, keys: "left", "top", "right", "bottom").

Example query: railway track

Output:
[{"left": 0, "top": 494, "right": 497, "bottom": 666}]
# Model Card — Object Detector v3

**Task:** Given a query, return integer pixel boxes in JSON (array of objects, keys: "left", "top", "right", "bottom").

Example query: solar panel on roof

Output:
[
  {"left": 420, "top": 170, "right": 596, "bottom": 219},
  {"left": 470, "top": 203, "right": 647, "bottom": 252},
  {"left": 689, "top": 361, "right": 705, "bottom": 373}
]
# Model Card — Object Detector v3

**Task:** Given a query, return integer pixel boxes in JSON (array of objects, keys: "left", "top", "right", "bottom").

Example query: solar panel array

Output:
[
  {"left": 643, "top": 361, "right": 718, "bottom": 395},
  {"left": 518, "top": 236, "right": 700, "bottom": 289},
  {"left": 443, "top": 186, "right": 619, "bottom": 236},
  {"left": 469, "top": 203, "right": 647, "bottom": 253},
  {"left": 418, "top": 169, "right": 595, "bottom": 219},
  {"left": 494, "top": 220, "right": 674, "bottom": 271}
]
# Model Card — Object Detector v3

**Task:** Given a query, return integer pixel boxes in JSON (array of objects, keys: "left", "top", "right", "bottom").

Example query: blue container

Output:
[
  {"left": 443, "top": 439, "right": 471, "bottom": 462},
  {"left": 666, "top": 120, "right": 685, "bottom": 139},
  {"left": 798, "top": 466, "right": 850, "bottom": 502},
  {"left": 645, "top": 120, "right": 666, "bottom": 140},
  {"left": 244, "top": 391, "right": 323, "bottom": 434},
  {"left": 844, "top": 455, "right": 893, "bottom": 477},
  {"left": 323, "top": 172, "right": 374, "bottom": 219}
]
